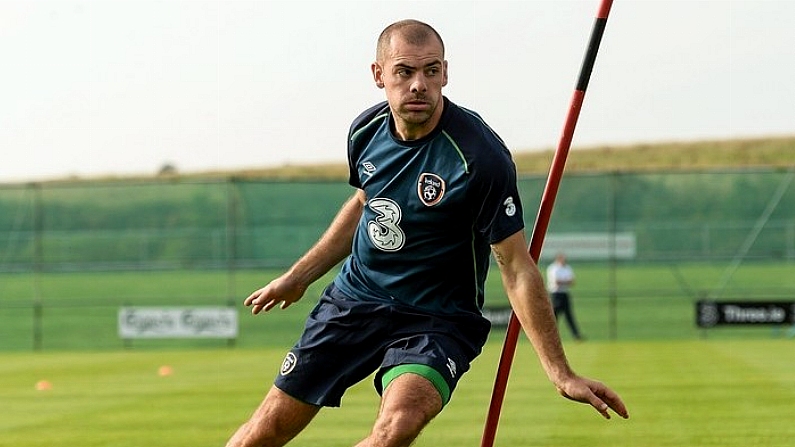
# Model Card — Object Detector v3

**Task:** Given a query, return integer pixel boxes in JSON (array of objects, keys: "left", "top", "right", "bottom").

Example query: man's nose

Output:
[{"left": 410, "top": 74, "right": 427, "bottom": 93}]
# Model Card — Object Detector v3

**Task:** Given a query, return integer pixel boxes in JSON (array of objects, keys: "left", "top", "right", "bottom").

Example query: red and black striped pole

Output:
[{"left": 481, "top": 1, "right": 614, "bottom": 446}]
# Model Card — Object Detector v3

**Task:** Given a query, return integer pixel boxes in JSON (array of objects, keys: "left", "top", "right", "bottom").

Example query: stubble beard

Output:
[{"left": 394, "top": 96, "right": 439, "bottom": 137}]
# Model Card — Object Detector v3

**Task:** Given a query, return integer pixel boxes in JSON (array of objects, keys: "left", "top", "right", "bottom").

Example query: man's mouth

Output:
[{"left": 404, "top": 100, "right": 429, "bottom": 111}]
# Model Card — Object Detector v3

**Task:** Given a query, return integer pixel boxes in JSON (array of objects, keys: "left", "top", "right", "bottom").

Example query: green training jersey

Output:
[{"left": 333, "top": 97, "right": 525, "bottom": 317}]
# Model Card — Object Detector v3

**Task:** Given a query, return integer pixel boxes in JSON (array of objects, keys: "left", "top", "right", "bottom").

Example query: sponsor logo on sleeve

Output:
[{"left": 503, "top": 196, "right": 516, "bottom": 216}]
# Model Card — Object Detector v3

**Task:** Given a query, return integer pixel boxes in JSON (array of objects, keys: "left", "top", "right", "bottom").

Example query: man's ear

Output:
[
  {"left": 442, "top": 60, "right": 449, "bottom": 87},
  {"left": 371, "top": 62, "right": 385, "bottom": 89}
]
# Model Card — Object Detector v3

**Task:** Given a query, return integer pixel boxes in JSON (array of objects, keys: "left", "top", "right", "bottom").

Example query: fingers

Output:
[
  {"left": 558, "top": 379, "right": 630, "bottom": 420},
  {"left": 243, "top": 275, "right": 305, "bottom": 315},
  {"left": 243, "top": 289, "right": 276, "bottom": 315},
  {"left": 589, "top": 382, "right": 629, "bottom": 420},
  {"left": 243, "top": 288, "right": 292, "bottom": 315},
  {"left": 594, "top": 400, "right": 611, "bottom": 419},
  {"left": 243, "top": 292, "right": 258, "bottom": 308},
  {"left": 597, "top": 386, "right": 630, "bottom": 419}
]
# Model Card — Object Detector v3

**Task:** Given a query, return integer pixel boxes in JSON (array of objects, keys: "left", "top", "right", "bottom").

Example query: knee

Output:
[
  {"left": 370, "top": 407, "right": 433, "bottom": 447},
  {"left": 226, "top": 387, "right": 319, "bottom": 447},
  {"left": 226, "top": 419, "right": 283, "bottom": 447},
  {"left": 227, "top": 415, "right": 305, "bottom": 447}
]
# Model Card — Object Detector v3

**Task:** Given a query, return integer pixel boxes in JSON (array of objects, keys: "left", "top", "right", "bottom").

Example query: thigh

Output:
[
  {"left": 376, "top": 329, "right": 479, "bottom": 406},
  {"left": 276, "top": 290, "right": 392, "bottom": 407},
  {"left": 384, "top": 372, "right": 443, "bottom": 414}
]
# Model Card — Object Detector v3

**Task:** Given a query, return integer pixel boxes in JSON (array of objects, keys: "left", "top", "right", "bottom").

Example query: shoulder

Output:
[
  {"left": 443, "top": 100, "right": 515, "bottom": 173},
  {"left": 444, "top": 101, "right": 507, "bottom": 150},
  {"left": 349, "top": 101, "right": 390, "bottom": 145}
]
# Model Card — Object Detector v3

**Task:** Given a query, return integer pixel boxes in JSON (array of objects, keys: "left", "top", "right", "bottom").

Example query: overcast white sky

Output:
[{"left": 1, "top": 0, "right": 794, "bottom": 183}]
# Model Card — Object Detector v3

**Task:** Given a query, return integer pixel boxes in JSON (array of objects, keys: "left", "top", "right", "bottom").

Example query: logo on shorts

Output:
[
  {"left": 280, "top": 352, "right": 297, "bottom": 376},
  {"left": 417, "top": 173, "right": 445, "bottom": 207},
  {"left": 446, "top": 357, "right": 457, "bottom": 378}
]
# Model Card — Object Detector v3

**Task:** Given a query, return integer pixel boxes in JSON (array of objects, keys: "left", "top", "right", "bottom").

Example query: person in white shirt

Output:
[{"left": 546, "top": 253, "right": 584, "bottom": 341}]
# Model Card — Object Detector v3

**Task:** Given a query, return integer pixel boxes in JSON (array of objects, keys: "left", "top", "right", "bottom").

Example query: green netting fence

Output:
[
  {"left": 2, "top": 169, "right": 793, "bottom": 270},
  {"left": 1, "top": 168, "right": 794, "bottom": 349}
]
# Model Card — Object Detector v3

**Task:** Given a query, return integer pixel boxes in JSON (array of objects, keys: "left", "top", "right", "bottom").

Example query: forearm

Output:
[
  {"left": 494, "top": 237, "right": 629, "bottom": 420},
  {"left": 287, "top": 191, "right": 364, "bottom": 287},
  {"left": 504, "top": 266, "right": 574, "bottom": 383},
  {"left": 493, "top": 233, "right": 575, "bottom": 384}
]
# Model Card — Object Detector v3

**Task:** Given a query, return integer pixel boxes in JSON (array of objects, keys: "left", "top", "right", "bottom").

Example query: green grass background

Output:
[
  {"left": 2, "top": 339, "right": 794, "bottom": 446},
  {"left": 2, "top": 261, "right": 794, "bottom": 351},
  {"left": 1, "top": 264, "right": 794, "bottom": 445},
  {"left": 3, "top": 120, "right": 793, "bottom": 446}
]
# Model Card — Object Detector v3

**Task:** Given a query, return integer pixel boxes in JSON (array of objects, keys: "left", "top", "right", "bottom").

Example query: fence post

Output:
[
  {"left": 608, "top": 171, "right": 618, "bottom": 340},
  {"left": 226, "top": 177, "right": 239, "bottom": 348},
  {"left": 32, "top": 182, "right": 44, "bottom": 351}
]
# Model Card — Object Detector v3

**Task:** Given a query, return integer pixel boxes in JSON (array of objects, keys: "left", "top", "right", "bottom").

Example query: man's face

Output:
[{"left": 371, "top": 35, "right": 448, "bottom": 141}]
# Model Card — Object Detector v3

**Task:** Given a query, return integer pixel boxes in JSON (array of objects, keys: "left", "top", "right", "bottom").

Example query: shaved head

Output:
[{"left": 376, "top": 19, "right": 445, "bottom": 63}]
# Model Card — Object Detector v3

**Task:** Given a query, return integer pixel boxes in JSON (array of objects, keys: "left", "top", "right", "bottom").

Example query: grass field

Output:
[
  {"left": 2, "top": 261, "right": 794, "bottom": 351},
  {"left": 1, "top": 263, "right": 793, "bottom": 445},
  {"left": 3, "top": 131, "right": 793, "bottom": 444},
  {"left": 2, "top": 339, "right": 794, "bottom": 447}
]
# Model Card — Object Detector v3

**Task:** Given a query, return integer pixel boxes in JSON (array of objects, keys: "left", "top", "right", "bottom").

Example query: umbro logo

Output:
[
  {"left": 362, "top": 161, "right": 377, "bottom": 177},
  {"left": 446, "top": 357, "right": 457, "bottom": 378}
]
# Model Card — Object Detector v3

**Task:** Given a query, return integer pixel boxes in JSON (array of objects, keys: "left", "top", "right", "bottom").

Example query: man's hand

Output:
[
  {"left": 243, "top": 274, "right": 307, "bottom": 314},
  {"left": 555, "top": 375, "right": 630, "bottom": 420}
]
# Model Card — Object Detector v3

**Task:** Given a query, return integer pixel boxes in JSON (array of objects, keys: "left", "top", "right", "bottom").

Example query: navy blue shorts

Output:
[{"left": 273, "top": 283, "right": 491, "bottom": 407}]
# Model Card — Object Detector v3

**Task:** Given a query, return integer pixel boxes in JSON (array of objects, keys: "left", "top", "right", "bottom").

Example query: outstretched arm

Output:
[
  {"left": 491, "top": 230, "right": 629, "bottom": 420},
  {"left": 245, "top": 190, "right": 366, "bottom": 314}
]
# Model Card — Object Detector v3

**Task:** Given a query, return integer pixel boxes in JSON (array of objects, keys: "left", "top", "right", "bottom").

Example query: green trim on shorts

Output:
[{"left": 381, "top": 364, "right": 451, "bottom": 406}]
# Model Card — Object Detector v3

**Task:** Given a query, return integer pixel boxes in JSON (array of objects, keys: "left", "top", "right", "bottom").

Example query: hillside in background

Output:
[
  {"left": 211, "top": 134, "right": 794, "bottom": 181},
  {"left": 10, "top": 135, "right": 792, "bottom": 185},
  {"left": 512, "top": 134, "right": 795, "bottom": 175}
]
